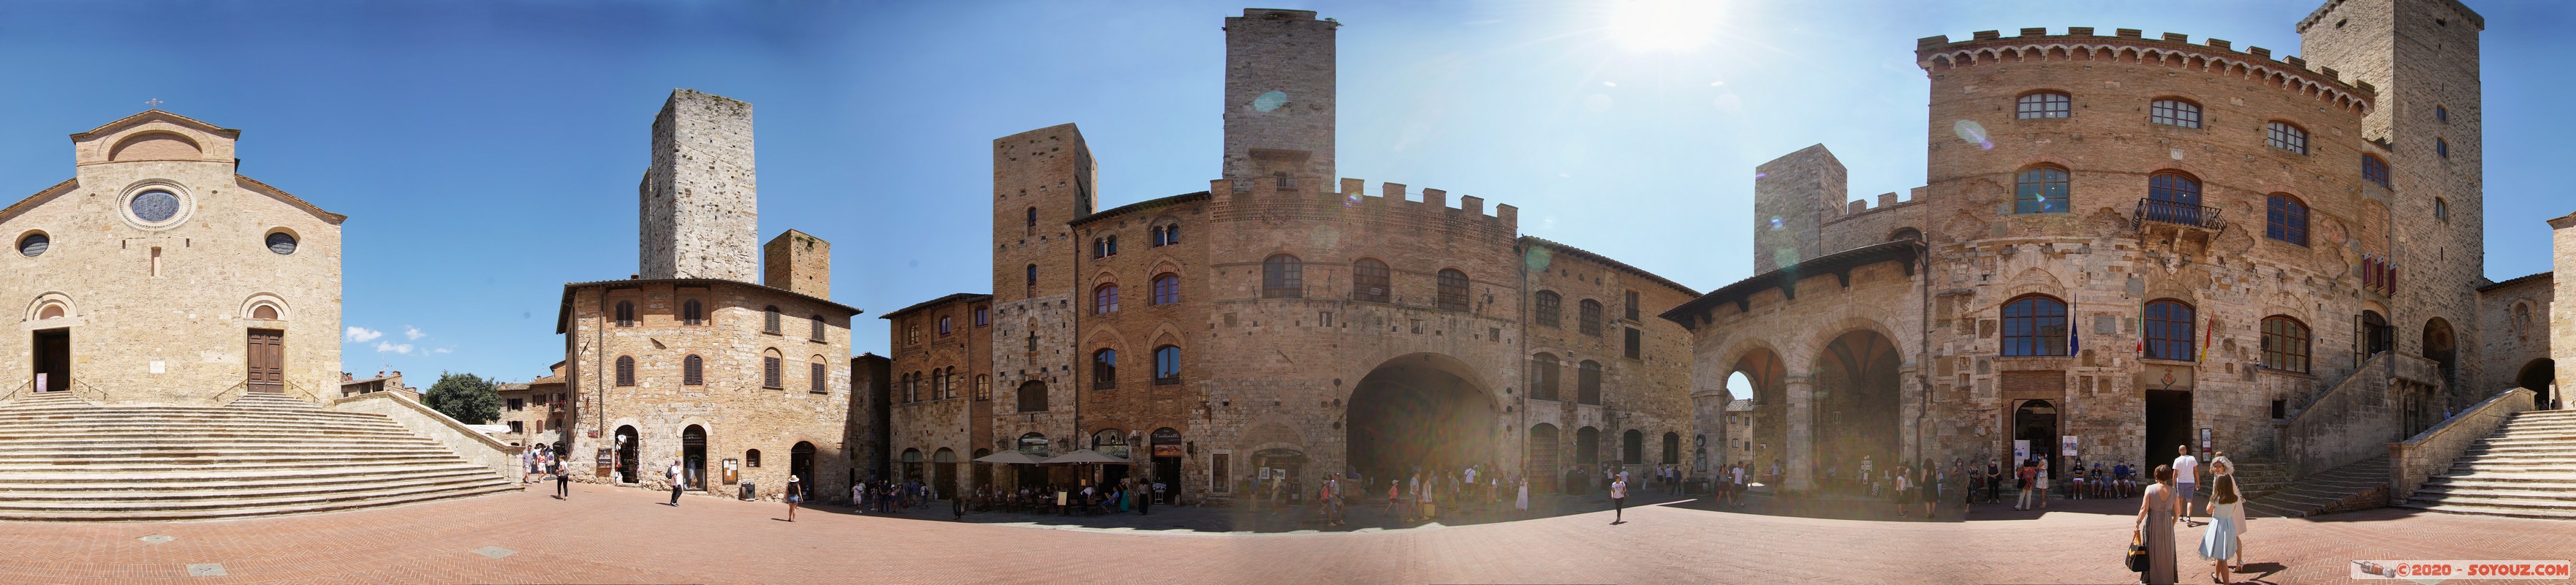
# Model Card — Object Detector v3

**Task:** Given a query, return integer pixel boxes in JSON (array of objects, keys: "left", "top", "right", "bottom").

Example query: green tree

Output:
[{"left": 425, "top": 371, "right": 501, "bottom": 424}]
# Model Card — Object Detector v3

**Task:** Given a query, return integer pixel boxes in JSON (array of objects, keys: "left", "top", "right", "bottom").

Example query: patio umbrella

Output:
[
  {"left": 974, "top": 450, "right": 1050, "bottom": 465},
  {"left": 1039, "top": 449, "right": 1131, "bottom": 465}
]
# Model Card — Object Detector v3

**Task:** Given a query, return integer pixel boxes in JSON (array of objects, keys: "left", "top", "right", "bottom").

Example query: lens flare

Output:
[
  {"left": 1253, "top": 90, "right": 1288, "bottom": 113},
  {"left": 1952, "top": 119, "right": 1993, "bottom": 150},
  {"left": 1767, "top": 216, "right": 1784, "bottom": 230},
  {"left": 1523, "top": 246, "right": 1555, "bottom": 272}
]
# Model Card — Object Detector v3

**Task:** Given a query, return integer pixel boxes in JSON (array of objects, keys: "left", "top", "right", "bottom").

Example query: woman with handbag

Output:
[{"left": 2132, "top": 465, "right": 2178, "bottom": 584}]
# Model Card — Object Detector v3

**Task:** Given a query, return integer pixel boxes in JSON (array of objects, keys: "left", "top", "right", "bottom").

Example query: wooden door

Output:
[{"left": 247, "top": 329, "right": 284, "bottom": 393}]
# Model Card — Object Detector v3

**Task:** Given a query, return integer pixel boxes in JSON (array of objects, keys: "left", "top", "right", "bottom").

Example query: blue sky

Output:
[{"left": 3, "top": 1, "right": 2567, "bottom": 383}]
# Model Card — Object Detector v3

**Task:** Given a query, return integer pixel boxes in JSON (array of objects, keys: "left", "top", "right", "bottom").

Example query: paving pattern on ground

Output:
[{"left": 1, "top": 482, "right": 2569, "bottom": 584}]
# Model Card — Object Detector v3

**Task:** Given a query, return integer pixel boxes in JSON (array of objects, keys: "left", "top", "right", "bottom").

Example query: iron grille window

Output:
[
  {"left": 1352, "top": 259, "right": 1390, "bottom": 303},
  {"left": 762, "top": 356, "right": 782, "bottom": 388},
  {"left": 1262, "top": 254, "right": 1303, "bottom": 298},
  {"left": 2145, "top": 300, "right": 2197, "bottom": 361},
  {"left": 763, "top": 306, "right": 781, "bottom": 333},
  {"left": 2015, "top": 167, "right": 2070, "bottom": 214},
  {"left": 2015, "top": 92, "right": 2071, "bottom": 118},
  {"left": 1092, "top": 350, "right": 1117, "bottom": 389},
  {"left": 682, "top": 300, "right": 703, "bottom": 325},
  {"left": 1153, "top": 345, "right": 1180, "bottom": 385},
  {"left": 1152, "top": 274, "right": 1179, "bottom": 305},
  {"left": 2266, "top": 195, "right": 2309, "bottom": 246},
  {"left": 615, "top": 356, "right": 635, "bottom": 386},
  {"left": 2362, "top": 155, "right": 2391, "bottom": 188},
  {"left": 1534, "top": 291, "right": 1562, "bottom": 328},
  {"left": 2262, "top": 316, "right": 2310, "bottom": 374},
  {"left": 1577, "top": 361, "right": 1602, "bottom": 404},
  {"left": 682, "top": 355, "right": 703, "bottom": 385},
  {"left": 1579, "top": 300, "right": 1605, "bottom": 336},
  {"left": 2149, "top": 99, "right": 2202, "bottom": 128},
  {"left": 2266, "top": 121, "right": 2308, "bottom": 154},
  {"left": 2001, "top": 295, "right": 2068, "bottom": 356},
  {"left": 1529, "top": 354, "right": 1560, "bottom": 401},
  {"left": 1436, "top": 269, "right": 1470, "bottom": 312},
  {"left": 810, "top": 362, "right": 827, "bottom": 393}
]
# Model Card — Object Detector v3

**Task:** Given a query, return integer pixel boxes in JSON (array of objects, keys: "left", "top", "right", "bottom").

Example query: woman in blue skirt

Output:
[{"left": 2197, "top": 464, "right": 2242, "bottom": 584}]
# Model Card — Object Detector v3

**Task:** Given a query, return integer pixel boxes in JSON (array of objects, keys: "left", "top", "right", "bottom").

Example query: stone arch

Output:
[
  {"left": 1797, "top": 312, "right": 1914, "bottom": 371},
  {"left": 26, "top": 292, "right": 76, "bottom": 321},
  {"left": 109, "top": 131, "right": 202, "bottom": 162},
  {"left": 1344, "top": 352, "right": 1499, "bottom": 480},
  {"left": 240, "top": 292, "right": 291, "bottom": 321}
]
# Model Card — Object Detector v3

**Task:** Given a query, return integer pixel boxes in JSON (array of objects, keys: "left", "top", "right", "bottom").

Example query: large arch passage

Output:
[
  {"left": 1729, "top": 349, "right": 1788, "bottom": 474},
  {"left": 2518, "top": 359, "right": 2556, "bottom": 410},
  {"left": 1345, "top": 353, "right": 1496, "bottom": 482},
  {"left": 1813, "top": 330, "right": 1901, "bottom": 482}
]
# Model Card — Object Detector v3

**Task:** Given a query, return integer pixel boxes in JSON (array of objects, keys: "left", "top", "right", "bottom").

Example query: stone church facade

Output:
[
  {"left": 882, "top": 9, "right": 1700, "bottom": 503},
  {"left": 1668, "top": 0, "right": 2564, "bottom": 493},
  {"left": 2, "top": 110, "right": 345, "bottom": 404},
  {"left": 553, "top": 90, "right": 860, "bottom": 502}
]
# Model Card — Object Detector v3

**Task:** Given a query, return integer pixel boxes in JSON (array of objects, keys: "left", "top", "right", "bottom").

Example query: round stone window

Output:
[
  {"left": 266, "top": 231, "right": 298, "bottom": 255},
  {"left": 131, "top": 190, "right": 181, "bottom": 222},
  {"left": 15, "top": 232, "right": 47, "bottom": 257}
]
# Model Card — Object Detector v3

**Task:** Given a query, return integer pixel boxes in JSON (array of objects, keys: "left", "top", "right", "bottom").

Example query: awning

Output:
[
  {"left": 973, "top": 450, "right": 1050, "bottom": 465},
  {"left": 1039, "top": 449, "right": 1132, "bottom": 465}
]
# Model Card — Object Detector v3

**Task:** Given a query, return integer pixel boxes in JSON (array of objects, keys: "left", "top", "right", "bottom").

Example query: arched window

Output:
[
  {"left": 938, "top": 316, "right": 952, "bottom": 336},
  {"left": 614, "top": 355, "right": 635, "bottom": 386},
  {"left": 1262, "top": 254, "right": 1303, "bottom": 298},
  {"left": 1153, "top": 345, "right": 1181, "bottom": 385},
  {"left": 2266, "top": 195, "right": 2310, "bottom": 246},
  {"left": 250, "top": 304, "right": 280, "bottom": 320},
  {"left": 2149, "top": 98, "right": 2202, "bottom": 128},
  {"left": 1661, "top": 431, "right": 1681, "bottom": 465},
  {"left": 1529, "top": 353, "right": 1561, "bottom": 401},
  {"left": 2266, "top": 121, "right": 2308, "bottom": 154},
  {"left": 1621, "top": 429, "right": 1644, "bottom": 464},
  {"left": 2015, "top": 91, "right": 2071, "bottom": 118},
  {"left": 1018, "top": 431, "right": 1049, "bottom": 454},
  {"left": 2145, "top": 300, "right": 2197, "bottom": 361},
  {"left": 746, "top": 449, "right": 761, "bottom": 468},
  {"left": 1093, "top": 284, "right": 1119, "bottom": 314},
  {"left": 2261, "top": 316, "right": 2311, "bottom": 374},
  {"left": 1579, "top": 300, "right": 1605, "bottom": 336},
  {"left": 762, "top": 352, "right": 784, "bottom": 388},
  {"left": 1575, "top": 427, "right": 1600, "bottom": 464},
  {"left": 763, "top": 306, "right": 782, "bottom": 333},
  {"left": 1436, "top": 269, "right": 1470, "bottom": 311},
  {"left": 1026, "top": 264, "right": 1038, "bottom": 287},
  {"left": 2015, "top": 166, "right": 2069, "bottom": 214},
  {"left": 614, "top": 301, "right": 635, "bottom": 327},
  {"left": 1026, "top": 207, "right": 1037, "bottom": 227},
  {"left": 681, "top": 299, "right": 703, "bottom": 325},
  {"left": 1164, "top": 224, "right": 1179, "bottom": 245},
  {"left": 974, "top": 374, "right": 992, "bottom": 401},
  {"left": 1577, "top": 360, "right": 1603, "bottom": 405},
  {"left": 2145, "top": 172, "right": 2204, "bottom": 225},
  {"left": 683, "top": 355, "right": 703, "bottom": 385},
  {"left": 1092, "top": 349, "right": 1117, "bottom": 389},
  {"left": 2001, "top": 295, "right": 2069, "bottom": 356},
  {"left": 811, "top": 315, "right": 826, "bottom": 341},
  {"left": 1151, "top": 225, "right": 1166, "bottom": 246},
  {"left": 1534, "top": 291, "right": 1563, "bottom": 328},
  {"left": 1890, "top": 227, "right": 1923, "bottom": 242},
  {"left": 1352, "top": 258, "right": 1390, "bottom": 303},
  {"left": 1017, "top": 381, "right": 1048, "bottom": 413},
  {"left": 2362, "top": 154, "right": 2391, "bottom": 188},
  {"left": 1152, "top": 274, "right": 1179, "bottom": 305}
]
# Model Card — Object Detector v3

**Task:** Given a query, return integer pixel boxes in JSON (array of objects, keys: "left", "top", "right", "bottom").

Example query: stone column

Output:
[
  {"left": 1784, "top": 374, "right": 1814, "bottom": 493},
  {"left": 1898, "top": 365, "right": 1922, "bottom": 464},
  {"left": 1692, "top": 387, "right": 1731, "bottom": 473}
]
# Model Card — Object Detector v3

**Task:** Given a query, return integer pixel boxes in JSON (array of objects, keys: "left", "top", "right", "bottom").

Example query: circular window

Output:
[
  {"left": 266, "top": 231, "right": 298, "bottom": 255},
  {"left": 16, "top": 232, "right": 46, "bottom": 257},
  {"left": 131, "top": 190, "right": 181, "bottom": 222}
]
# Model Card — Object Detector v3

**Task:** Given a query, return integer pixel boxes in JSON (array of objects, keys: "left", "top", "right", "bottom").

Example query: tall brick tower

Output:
[
  {"left": 990, "top": 124, "right": 1096, "bottom": 302},
  {"left": 1222, "top": 8, "right": 1337, "bottom": 181},
  {"left": 2299, "top": 0, "right": 2485, "bottom": 402},
  {"left": 640, "top": 88, "right": 760, "bottom": 282},
  {"left": 1751, "top": 144, "right": 1846, "bottom": 273}
]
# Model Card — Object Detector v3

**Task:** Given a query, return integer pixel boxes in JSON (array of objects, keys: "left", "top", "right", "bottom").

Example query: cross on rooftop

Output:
[{"left": 145, "top": 98, "right": 162, "bottom": 110}]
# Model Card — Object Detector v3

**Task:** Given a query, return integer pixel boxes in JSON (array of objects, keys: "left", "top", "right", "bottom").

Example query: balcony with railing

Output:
[{"left": 2132, "top": 198, "right": 2225, "bottom": 231}]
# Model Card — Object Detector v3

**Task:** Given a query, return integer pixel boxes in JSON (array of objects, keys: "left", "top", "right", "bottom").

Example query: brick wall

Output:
[{"left": 1222, "top": 9, "right": 1336, "bottom": 181}]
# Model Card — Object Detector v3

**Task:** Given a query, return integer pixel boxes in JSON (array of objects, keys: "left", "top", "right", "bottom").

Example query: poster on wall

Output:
[
  {"left": 2012, "top": 439, "right": 2030, "bottom": 464},
  {"left": 2200, "top": 428, "right": 2213, "bottom": 454},
  {"left": 2061, "top": 435, "right": 2079, "bottom": 459}
]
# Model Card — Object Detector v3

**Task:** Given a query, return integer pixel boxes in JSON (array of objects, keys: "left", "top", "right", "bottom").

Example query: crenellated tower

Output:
[
  {"left": 1222, "top": 8, "right": 1337, "bottom": 181},
  {"left": 640, "top": 88, "right": 760, "bottom": 282}
]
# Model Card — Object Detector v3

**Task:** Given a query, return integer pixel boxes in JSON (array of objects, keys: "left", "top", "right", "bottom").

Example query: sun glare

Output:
[{"left": 1607, "top": 0, "right": 1723, "bottom": 52}]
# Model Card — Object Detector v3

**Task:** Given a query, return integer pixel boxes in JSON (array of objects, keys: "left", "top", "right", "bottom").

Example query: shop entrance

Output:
[
  {"left": 1153, "top": 456, "right": 1181, "bottom": 503},
  {"left": 31, "top": 329, "right": 69, "bottom": 393},
  {"left": 615, "top": 426, "right": 640, "bottom": 483},
  {"left": 681, "top": 425, "right": 707, "bottom": 491},
  {"left": 2143, "top": 390, "right": 2192, "bottom": 465}
]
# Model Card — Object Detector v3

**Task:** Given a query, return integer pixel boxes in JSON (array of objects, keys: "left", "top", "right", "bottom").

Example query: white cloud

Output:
[
  {"left": 404, "top": 326, "right": 426, "bottom": 341},
  {"left": 431, "top": 347, "right": 454, "bottom": 355},
  {"left": 374, "top": 341, "right": 414, "bottom": 355},
  {"left": 345, "top": 327, "right": 384, "bottom": 343}
]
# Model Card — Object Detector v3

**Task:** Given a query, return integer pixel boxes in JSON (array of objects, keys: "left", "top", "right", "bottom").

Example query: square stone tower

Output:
[
  {"left": 763, "top": 229, "right": 830, "bottom": 298},
  {"left": 640, "top": 88, "right": 760, "bottom": 282},
  {"left": 1751, "top": 144, "right": 1846, "bottom": 273},
  {"left": 2552, "top": 211, "right": 2576, "bottom": 400},
  {"left": 2299, "top": 0, "right": 2485, "bottom": 401},
  {"left": 990, "top": 123, "right": 1096, "bottom": 303},
  {"left": 1222, "top": 8, "right": 1336, "bottom": 181}
]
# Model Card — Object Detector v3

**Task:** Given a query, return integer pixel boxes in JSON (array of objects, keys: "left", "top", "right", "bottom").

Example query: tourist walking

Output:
[
  {"left": 1607, "top": 473, "right": 1628, "bottom": 524},
  {"left": 2015, "top": 459, "right": 2037, "bottom": 510},
  {"left": 2133, "top": 464, "right": 2179, "bottom": 585},
  {"left": 2172, "top": 445, "right": 2201, "bottom": 526},
  {"left": 2199, "top": 464, "right": 2243, "bottom": 584},
  {"left": 667, "top": 460, "right": 684, "bottom": 507},
  {"left": 783, "top": 475, "right": 802, "bottom": 521},
  {"left": 553, "top": 461, "right": 570, "bottom": 499},
  {"left": 1515, "top": 476, "right": 1530, "bottom": 516}
]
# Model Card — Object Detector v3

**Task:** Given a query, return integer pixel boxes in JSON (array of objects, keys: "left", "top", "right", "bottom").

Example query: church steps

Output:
[
  {"left": 0, "top": 410, "right": 392, "bottom": 423},
  {"left": 0, "top": 450, "right": 470, "bottom": 464},
  {"left": 0, "top": 463, "right": 496, "bottom": 486},
  {"left": 0, "top": 480, "right": 518, "bottom": 521},
  {"left": 2243, "top": 456, "right": 2389, "bottom": 518},
  {"left": 0, "top": 456, "right": 481, "bottom": 474},
  {"left": 0, "top": 425, "right": 422, "bottom": 438},
  {"left": 2404, "top": 410, "right": 2576, "bottom": 520},
  {"left": 0, "top": 467, "right": 501, "bottom": 497}
]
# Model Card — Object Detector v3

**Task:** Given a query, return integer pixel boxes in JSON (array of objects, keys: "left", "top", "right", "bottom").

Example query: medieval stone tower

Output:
[
  {"left": 985, "top": 124, "right": 1096, "bottom": 427},
  {"left": 1750, "top": 144, "right": 1849, "bottom": 273},
  {"left": 1222, "top": 8, "right": 1337, "bottom": 181},
  {"left": 2299, "top": 0, "right": 2485, "bottom": 403},
  {"left": 640, "top": 88, "right": 760, "bottom": 282}
]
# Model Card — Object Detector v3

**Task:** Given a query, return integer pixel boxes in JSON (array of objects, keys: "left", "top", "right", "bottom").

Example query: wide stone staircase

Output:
[
  {"left": 0, "top": 392, "right": 517, "bottom": 521},
  {"left": 2401, "top": 409, "right": 2576, "bottom": 520},
  {"left": 2243, "top": 456, "right": 2390, "bottom": 518},
  {"left": 2226, "top": 458, "right": 2291, "bottom": 502}
]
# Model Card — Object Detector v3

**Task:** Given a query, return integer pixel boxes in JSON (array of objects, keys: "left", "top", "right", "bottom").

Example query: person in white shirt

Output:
[
  {"left": 666, "top": 461, "right": 684, "bottom": 507},
  {"left": 1608, "top": 476, "right": 1629, "bottom": 524},
  {"left": 2172, "top": 445, "right": 2201, "bottom": 525}
]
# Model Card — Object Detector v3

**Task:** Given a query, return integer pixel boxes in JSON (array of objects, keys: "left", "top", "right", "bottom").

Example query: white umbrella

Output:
[
  {"left": 1039, "top": 449, "right": 1131, "bottom": 465},
  {"left": 974, "top": 450, "right": 1050, "bottom": 465}
]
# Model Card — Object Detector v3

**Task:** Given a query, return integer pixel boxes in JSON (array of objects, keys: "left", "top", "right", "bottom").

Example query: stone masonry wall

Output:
[
  {"left": 641, "top": 89, "right": 759, "bottom": 282},
  {"left": 1751, "top": 145, "right": 1844, "bottom": 273},
  {"left": 884, "top": 295, "right": 988, "bottom": 496},
  {"left": 762, "top": 230, "right": 830, "bottom": 299},
  {"left": 1222, "top": 9, "right": 1336, "bottom": 181}
]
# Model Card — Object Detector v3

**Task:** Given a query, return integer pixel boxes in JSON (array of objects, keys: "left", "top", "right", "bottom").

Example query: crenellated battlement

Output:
[
  {"left": 1208, "top": 176, "right": 1518, "bottom": 231},
  {"left": 1915, "top": 27, "right": 2373, "bottom": 116},
  {"left": 1831, "top": 186, "right": 1931, "bottom": 220}
]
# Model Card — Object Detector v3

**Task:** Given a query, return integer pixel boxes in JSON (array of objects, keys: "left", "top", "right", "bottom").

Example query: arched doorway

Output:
[
  {"left": 1814, "top": 330, "right": 1901, "bottom": 485},
  {"left": 2518, "top": 359, "right": 2557, "bottom": 410},
  {"left": 790, "top": 442, "right": 817, "bottom": 488},
  {"left": 1572, "top": 426, "right": 1600, "bottom": 493},
  {"left": 1662, "top": 432, "right": 1681, "bottom": 466},
  {"left": 1729, "top": 348, "right": 1788, "bottom": 478},
  {"left": 933, "top": 448, "right": 958, "bottom": 500},
  {"left": 681, "top": 425, "right": 708, "bottom": 491},
  {"left": 614, "top": 426, "right": 640, "bottom": 483},
  {"left": 2423, "top": 317, "right": 2458, "bottom": 385},
  {"left": 1621, "top": 429, "right": 1644, "bottom": 465},
  {"left": 2358, "top": 311, "right": 2393, "bottom": 365},
  {"left": 1527, "top": 423, "right": 1559, "bottom": 493},
  {"left": 2012, "top": 400, "right": 2058, "bottom": 467},
  {"left": 1343, "top": 352, "right": 1496, "bottom": 483}
]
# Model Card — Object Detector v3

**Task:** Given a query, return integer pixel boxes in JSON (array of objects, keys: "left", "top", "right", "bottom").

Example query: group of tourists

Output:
[
  {"left": 1708, "top": 461, "right": 1755, "bottom": 507},
  {"left": 1379, "top": 464, "right": 1528, "bottom": 523},
  {"left": 852, "top": 478, "right": 932, "bottom": 514},
  {"left": 2131, "top": 445, "right": 2251, "bottom": 584}
]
